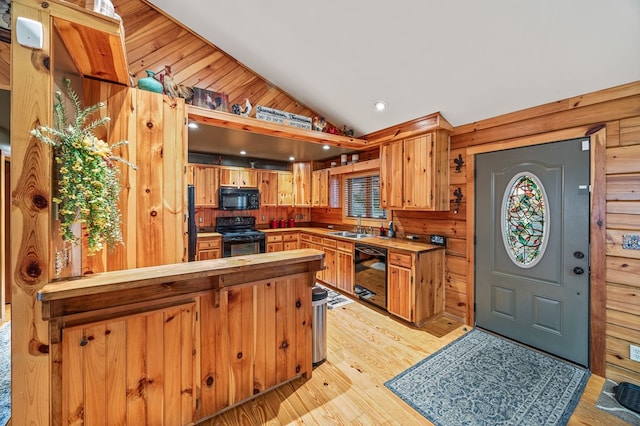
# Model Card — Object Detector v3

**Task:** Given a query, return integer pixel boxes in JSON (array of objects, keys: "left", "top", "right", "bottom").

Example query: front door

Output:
[{"left": 475, "top": 138, "right": 590, "bottom": 366}]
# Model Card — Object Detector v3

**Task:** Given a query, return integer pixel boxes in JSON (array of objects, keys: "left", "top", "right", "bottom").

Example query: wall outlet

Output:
[{"left": 630, "top": 344, "right": 640, "bottom": 362}]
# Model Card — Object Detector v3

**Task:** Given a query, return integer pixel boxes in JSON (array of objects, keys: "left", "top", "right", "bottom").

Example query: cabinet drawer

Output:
[
  {"left": 283, "top": 233, "right": 298, "bottom": 242},
  {"left": 310, "top": 235, "right": 323, "bottom": 244},
  {"left": 267, "top": 234, "right": 283, "bottom": 243},
  {"left": 197, "top": 238, "right": 220, "bottom": 250},
  {"left": 198, "top": 249, "right": 220, "bottom": 260},
  {"left": 389, "top": 252, "right": 412, "bottom": 268},
  {"left": 322, "top": 238, "right": 337, "bottom": 248},
  {"left": 284, "top": 241, "right": 298, "bottom": 251},
  {"left": 300, "top": 233, "right": 312, "bottom": 242},
  {"left": 337, "top": 240, "right": 353, "bottom": 252}
]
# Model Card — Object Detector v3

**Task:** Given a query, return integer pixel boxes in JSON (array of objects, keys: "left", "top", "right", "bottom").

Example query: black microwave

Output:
[{"left": 219, "top": 187, "right": 260, "bottom": 210}]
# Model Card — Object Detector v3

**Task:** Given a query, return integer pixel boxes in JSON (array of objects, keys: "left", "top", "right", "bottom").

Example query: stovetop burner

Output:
[{"left": 215, "top": 216, "right": 264, "bottom": 239}]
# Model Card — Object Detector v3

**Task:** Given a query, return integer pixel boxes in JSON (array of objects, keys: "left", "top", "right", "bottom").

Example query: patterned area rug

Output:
[
  {"left": 596, "top": 379, "right": 640, "bottom": 425},
  {"left": 316, "top": 284, "right": 354, "bottom": 310},
  {"left": 0, "top": 321, "right": 10, "bottom": 426},
  {"left": 385, "top": 328, "right": 590, "bottom": 426}
]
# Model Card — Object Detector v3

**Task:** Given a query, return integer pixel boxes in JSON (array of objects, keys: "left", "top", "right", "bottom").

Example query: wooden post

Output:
[{"left": 11, "top": 0, "right": 54, "bottom": 423}]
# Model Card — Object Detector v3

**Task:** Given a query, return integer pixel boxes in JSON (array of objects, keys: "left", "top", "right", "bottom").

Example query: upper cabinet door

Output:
[
  {"left": 404, "top": 134, "right": 433, "bottom": 209},
  {"left": 292, "top": 162, "right": 312, "bottom": 207},
  {"left": 259, "top": 170, "right": 278, "bottom": 206},
  {"left": 277, "top": 171, "right": 294, "bottom": 206},
  {"left": 193, "top": 165, "right": 219, "bottom": 207},
  {"left": 379, "top": 140, "right": 404, "bottom": 209},
  {"left": 220, "top": 167, "right": 258, "bottom": 187}
]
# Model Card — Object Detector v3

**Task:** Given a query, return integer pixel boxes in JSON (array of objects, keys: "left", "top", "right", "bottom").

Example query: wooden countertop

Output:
[
  {"left": 197, "top": 232, "right": 222, "bottom": 237},
  {"left": 196, "top": 227, "right": 444, "bottom": 253},
  {"left": 38, "top": 249, "right": 324, "bottom": 303}
]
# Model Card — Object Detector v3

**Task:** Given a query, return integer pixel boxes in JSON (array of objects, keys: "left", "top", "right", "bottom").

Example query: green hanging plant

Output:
[{"left": 30, "top": 78, "right": 136, "bottom": 255}]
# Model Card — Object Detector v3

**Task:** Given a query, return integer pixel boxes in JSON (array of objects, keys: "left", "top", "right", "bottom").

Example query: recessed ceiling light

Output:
[
  {"left": 323, "top": 145, "right": 330, "bottom": 150},
  {"left": 188, "top": 122, "right": 198, "bottom": 129},
  {"left": 374, "top": 100, "right": 388, "bottom": 112},
  {"left": 289, "top": 156, "right": 295, "bottom": 161},
  {"left": 240, "top": 150, "right": 247, "bottom": 155}
]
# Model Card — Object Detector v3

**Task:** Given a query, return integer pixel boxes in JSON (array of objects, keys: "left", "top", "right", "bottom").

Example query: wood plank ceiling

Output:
[{"left": 116, "top": 0, "right": 334, "bottom": 128}]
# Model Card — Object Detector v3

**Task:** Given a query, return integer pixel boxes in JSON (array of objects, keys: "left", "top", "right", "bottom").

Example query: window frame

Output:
[{"left": 341, "top": 171, "right": 387, "bottom": 227}]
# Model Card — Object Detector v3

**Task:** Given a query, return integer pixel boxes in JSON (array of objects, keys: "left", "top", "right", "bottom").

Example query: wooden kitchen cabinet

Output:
[
  {"left": 321, "top": 238, "right": 337, "bottom": 286},
  {"left": 61, "top": 303, "right": 196, "bottom": 425},
  {"left": 293, "top": 162, "right": 312, "bottom": 206},
  {"left": 380, "top": 130, "right": 450, "bottom": 211},
  {"left": 197, "top": 236, "right": 221, "bottom": 260},
  {"left": 283, "top": 232, "right": 299, "bottom": 251},
  {"left": 190, "top": 164, "right": 219, "bottom": 207},
  {"left": 259, "top": 170, "right": 278, "bottom": 206},
  {"left": 278, "top": 171, "right": 294, "bottom": 206},
  {"left": 311, "top": 169, "right": 330, "bottom": 207},
  {"left": 387, "top": 249, "right": 445, "bottom": 325},
  {"left": 199, "top": 277, "right": 313, "bottom": 417},
  {"left": 219, "top": 166, "right": 258, "bottom": 187},
  {"left": 388, "top": 260, "right": 412, "bottom": 321},
  {"left": 45, "top": 252, "right": 320, "bottom": 425},
  {"left": 259, "top": 171, "right": 296, "bottom": 207},
  {"left": 267, "top": 232, "right": 299, "bottom": 252},
  {"left": 335, "top": 240, "right": 354, "bottom": 294},
  {"left": 267, "top": 233, "right": 284, "bottom": 252}
]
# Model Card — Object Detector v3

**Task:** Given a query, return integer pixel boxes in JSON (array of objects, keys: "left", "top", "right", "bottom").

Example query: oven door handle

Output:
[{"left": 225, "top": 237, "right": 261, "bottom": 243}]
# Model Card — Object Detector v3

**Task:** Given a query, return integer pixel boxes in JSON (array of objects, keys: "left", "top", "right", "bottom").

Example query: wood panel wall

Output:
[
  {"left": 81, "top": 82, "right": 186, "bottom": 273},
  {"left": 603, "top": 116, "right": 640, "bottom": 384}
]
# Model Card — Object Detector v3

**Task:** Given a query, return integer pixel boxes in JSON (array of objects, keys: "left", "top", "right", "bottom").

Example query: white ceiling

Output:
[{"left": 149, "top": 0, "right": 640, "bottom": 138}]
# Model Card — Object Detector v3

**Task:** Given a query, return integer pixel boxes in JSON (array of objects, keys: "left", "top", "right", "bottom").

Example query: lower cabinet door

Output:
[
  {"left": 62, "top": 303, "right": 196, "bottom": 425},
  {"left": 199, "top": 279, "right": 312, "bottom": 418},
  {"left": 387, "top": 264, "right": 412, "bottom": 321},
  {"left": 336, "top": 250, "right": 354, "bottom": 294}
]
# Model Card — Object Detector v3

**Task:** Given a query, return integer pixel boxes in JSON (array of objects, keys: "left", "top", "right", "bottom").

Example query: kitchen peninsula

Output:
[{"left": 37, "top": 249, "right": 324, "bottom": 425}]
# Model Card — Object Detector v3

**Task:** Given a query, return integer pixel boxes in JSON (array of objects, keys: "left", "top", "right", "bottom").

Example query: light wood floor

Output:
[{"left": 202, "top": 299, "right": 629, "bottom": 425}]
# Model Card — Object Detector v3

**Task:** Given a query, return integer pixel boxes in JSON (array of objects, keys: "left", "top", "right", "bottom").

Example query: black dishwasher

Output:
[{"left": 354, "top": 243, "right": 387, "bottom": 310}]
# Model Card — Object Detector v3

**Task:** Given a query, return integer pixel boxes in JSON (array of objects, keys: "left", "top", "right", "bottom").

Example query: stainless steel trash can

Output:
[{"left": 312, "top": 286, "right": 328, "bottom": 366}]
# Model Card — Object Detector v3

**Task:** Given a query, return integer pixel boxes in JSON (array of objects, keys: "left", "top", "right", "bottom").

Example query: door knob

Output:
[{"left": 573, "top": 266, "right": 585, "bottom": 275}]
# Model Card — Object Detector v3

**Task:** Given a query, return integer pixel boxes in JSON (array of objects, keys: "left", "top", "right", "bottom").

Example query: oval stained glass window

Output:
[{"left": 501, "top": 172, "right": 549, "bottom": 268}]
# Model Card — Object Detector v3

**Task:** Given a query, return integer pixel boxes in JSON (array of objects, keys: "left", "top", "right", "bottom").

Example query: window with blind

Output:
[{"left": 344, "top": 174, "right": 387, "bottom": 219}]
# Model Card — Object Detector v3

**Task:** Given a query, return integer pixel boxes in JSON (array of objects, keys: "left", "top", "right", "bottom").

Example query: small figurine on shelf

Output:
[
  {"left": 342, "top": 126, "right": 355, "bottom": 137},
  {"left": 232, "top": 98, "right": 252, "bottom": 116},
  {"left": 326, "top": 125, "right": 341, "bottom": 135},
  {"left": 156, "top": 65, "right": 193, "bottom": 102},
  {"left": 312, "top": 116, "right": 327, "bottom": 132}
]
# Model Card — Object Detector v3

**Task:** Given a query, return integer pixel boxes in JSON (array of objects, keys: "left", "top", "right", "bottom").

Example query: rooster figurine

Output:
[
  {"left": 232, "top": 98, "right": 252, "bottom": 116},
  {"left": 157, "top": 65, "right": 193, "bottom": 102}
]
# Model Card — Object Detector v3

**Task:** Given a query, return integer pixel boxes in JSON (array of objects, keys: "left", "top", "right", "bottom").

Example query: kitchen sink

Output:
[{"left": 328, "top": 231, "right": 373, "bottom": 239}]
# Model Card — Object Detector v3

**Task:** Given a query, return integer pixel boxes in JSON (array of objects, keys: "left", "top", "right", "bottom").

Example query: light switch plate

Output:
[
  {"left": 630, "top": 344, "right": 640, "bottom": 362},
  {"left": 16, "top": 17, "right": 43, "bottom": 49}
]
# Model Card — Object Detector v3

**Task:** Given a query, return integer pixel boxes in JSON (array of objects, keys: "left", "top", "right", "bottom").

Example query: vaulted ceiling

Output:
[{"left": 145, "top": 0, "right": 640, "bottom": 137}]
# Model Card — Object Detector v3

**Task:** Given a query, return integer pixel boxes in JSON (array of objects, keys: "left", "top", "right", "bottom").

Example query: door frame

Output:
[{"left": 465, "top": 125, "right": 607, "bottom": 375}]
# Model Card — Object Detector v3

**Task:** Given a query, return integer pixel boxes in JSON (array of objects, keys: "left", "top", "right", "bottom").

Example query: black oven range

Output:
[{"left": 216, "top": 216, "right": 266, "bottom": 257}]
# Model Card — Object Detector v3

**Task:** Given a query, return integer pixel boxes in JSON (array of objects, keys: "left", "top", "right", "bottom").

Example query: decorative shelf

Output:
[{"left": 187, "top": 105, "right": 370, "bottom": 150}]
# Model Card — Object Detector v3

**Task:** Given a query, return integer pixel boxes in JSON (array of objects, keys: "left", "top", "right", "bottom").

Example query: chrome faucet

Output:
[{"left": 356, "top": 216, "right": 362, "bottom": 234}]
